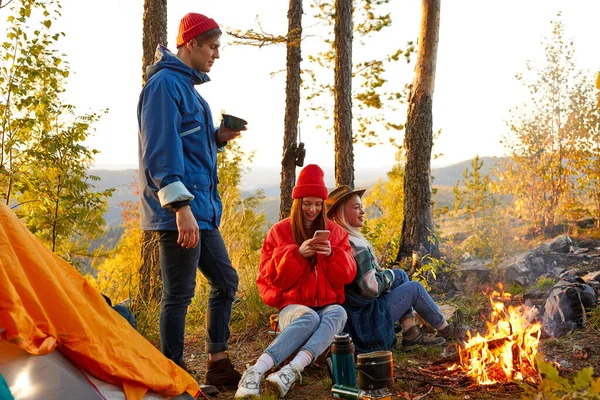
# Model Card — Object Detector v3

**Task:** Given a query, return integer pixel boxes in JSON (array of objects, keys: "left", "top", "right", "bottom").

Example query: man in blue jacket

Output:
[{"left": 137, "top": 12, "right": 245, "bottom": 389}]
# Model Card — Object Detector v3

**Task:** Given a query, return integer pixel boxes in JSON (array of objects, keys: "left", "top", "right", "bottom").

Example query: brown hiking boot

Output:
[
  {"left": 436, "top": 323, "right": 467, "bottom": 343},
  {"left": 401, "top": 325, "right": 446, "bottom": 351},
  {"left": 178, "top": 361, "right": 219, "bottom": 396},
  {"left": 204, "top": 356, "right": 241, "bottom": 389}
]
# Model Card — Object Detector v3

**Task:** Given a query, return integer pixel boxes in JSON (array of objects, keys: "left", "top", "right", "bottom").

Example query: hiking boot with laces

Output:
[
  {"left": 401, "top": 325, "right": 446, "bottom": 351},
  {"left": 265, "top": 363, "right": 302, "bottom": 397},
  {"left": 204, "top": 356, "right": 242, "bottom": 389},
  {"left": 436, "top": 323, "right": 467, "bottom": 343},
  {"left": 234, "top": 365, "right": 263, "bottom": 398}
]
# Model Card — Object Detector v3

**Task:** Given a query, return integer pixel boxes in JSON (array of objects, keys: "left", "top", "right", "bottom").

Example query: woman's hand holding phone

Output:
[
  {"left": 312, "top": 230, "right": 331, "bottom": 256},
  {"left": 299, "top": 230, "right": 332, "bottom": 258}
]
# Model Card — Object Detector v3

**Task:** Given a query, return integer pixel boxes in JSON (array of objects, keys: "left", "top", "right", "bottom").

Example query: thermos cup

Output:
[{"left": 331, "top": 333, "right": 357, "bottom": 387}]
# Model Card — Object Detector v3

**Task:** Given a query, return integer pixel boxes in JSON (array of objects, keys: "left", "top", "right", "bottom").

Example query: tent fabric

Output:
[
  {"left": 0, "top": 203, "right": 199, "bottom": 399},
  {"left": 0, "top": 340, "right": 106, "bottom": 399}
]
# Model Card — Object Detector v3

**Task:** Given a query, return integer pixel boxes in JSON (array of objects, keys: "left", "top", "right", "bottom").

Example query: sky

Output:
[{"left": 17, "top": 0, "right": 600, "bottom": 171}]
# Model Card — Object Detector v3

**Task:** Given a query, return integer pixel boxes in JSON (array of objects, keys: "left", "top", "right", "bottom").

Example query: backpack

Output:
[{"left": 542, "top": 276, "right": 598, "bottom": 338}]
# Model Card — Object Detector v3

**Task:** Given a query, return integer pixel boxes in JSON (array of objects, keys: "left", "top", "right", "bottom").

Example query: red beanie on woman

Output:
[
  {"left": 292, "top": 164, "right": 328, "bottom": 200},
  {"left": 177, "top": 13, "right": 219, "bottom": 48}
]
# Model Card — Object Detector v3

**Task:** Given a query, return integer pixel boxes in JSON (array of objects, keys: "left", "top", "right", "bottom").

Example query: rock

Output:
[
  {"left": 499, "top": 251, "right": 548, "bottom": 286},
  {"left": 451, "top": 232, "right": 470, "bottom": 243},
  {"left": 576, "top": 238, "right": 596, "bottom": 248},
  {"left": 549, "top": 235, "right": 573, "bottom": 253},
  {"left": 521, "top": 289, "right": 549, "bottom": 300},
  {"left": 572, "top": 247, "right": 589, "bottom": 255},
  {"left": 453, "top": 259, "right": 493, "bottom": 291}
]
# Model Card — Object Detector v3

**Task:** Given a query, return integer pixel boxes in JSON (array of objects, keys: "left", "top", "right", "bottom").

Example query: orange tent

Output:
[{"left": 0, "top": 203, "right": 199, "bottom": 399}]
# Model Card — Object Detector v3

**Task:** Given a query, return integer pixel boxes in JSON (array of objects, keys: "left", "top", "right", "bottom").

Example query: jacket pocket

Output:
[
  {"left": 179, "top": 123, "right": 203, "bottom": 137},
  {"left": 185, "top": 172, "right": 211, "bottom": 192}
]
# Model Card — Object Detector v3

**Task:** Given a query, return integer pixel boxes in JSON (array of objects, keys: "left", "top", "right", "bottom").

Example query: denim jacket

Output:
[{"left": 138, "top": 45, "right": 223, "bottom": 231}]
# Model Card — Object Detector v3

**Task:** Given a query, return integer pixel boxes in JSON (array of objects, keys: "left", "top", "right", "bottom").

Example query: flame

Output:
[{"left": 452, "top": 285, "right": 542, "bottom": 385}]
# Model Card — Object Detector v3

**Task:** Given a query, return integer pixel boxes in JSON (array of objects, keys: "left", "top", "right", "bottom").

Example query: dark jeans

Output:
[{"left": 158, "top": 229, "right": 239, "bottom": 364}]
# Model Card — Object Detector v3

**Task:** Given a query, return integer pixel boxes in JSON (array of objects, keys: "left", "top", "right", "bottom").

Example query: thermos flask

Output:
[
  {"left": 331, "top": 333, "right": 357, "bottom": 387},
  {"left": 331, "top": 384, "right": 366, "bottom": 399}
]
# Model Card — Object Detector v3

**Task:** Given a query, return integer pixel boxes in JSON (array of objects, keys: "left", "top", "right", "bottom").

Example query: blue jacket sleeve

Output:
[{"left": 139, "top": 78, "right": 194, "bottom": 208}]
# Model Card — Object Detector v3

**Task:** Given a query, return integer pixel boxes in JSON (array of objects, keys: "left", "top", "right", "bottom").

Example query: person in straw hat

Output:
[
  {"left": 235, "top": 165, "right": 356, "bottom": 398},
  {"left": 325, "top": 185, "right": 458, "bottom": 353}
]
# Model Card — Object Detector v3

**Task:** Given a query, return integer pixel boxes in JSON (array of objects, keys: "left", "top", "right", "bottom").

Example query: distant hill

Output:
[
  {"left": 431, "top": 156, "right": 505, "bottom": 186},
  {"left": 92, "top": 157, "right": 508, "bottom": 226}
]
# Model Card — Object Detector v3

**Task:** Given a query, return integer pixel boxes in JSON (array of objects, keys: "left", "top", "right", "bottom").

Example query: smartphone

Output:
[{"left": 313, "top": 230, "right": 330, "bottom": 242}]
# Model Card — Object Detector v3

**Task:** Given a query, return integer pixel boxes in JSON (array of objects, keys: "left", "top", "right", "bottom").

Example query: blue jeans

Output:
[
  {"left": 158, "top": 229, "right": 239, "bottom": 364},
  {"left": 384, "top": 269, "right": 445, "bottom": 329},
  {"left": 264, "top": 304, "right": 347, "bottom": 366}
]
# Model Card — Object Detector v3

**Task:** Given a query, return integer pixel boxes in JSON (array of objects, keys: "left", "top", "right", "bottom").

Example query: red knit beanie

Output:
[
  {"left": 292, "top": 164, "right": 328, "bottom": 200},
  {"left": 177, "top": 13, "right": 220, "bottom": 48}
]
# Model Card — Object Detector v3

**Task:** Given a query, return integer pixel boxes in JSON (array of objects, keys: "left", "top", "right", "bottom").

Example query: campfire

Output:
[{"left": 450, "top": 284, "right": 542, "bottom": 385}]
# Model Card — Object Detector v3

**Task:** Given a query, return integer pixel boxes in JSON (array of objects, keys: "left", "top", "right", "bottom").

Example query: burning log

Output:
[{"left": 450, "top": 286, "right": 542, "bottom": 385}]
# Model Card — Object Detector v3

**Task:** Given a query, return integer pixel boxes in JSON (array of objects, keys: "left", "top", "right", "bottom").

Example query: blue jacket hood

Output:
[{"left": 146, "top": 44, "right": 211, "bottom": 85}]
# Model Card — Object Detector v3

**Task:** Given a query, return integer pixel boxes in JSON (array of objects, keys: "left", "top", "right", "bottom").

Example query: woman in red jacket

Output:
[{"left": 235, "top": 164, "right": 356, "bottom": 398}]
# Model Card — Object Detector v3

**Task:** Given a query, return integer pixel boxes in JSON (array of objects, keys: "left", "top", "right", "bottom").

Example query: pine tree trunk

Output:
[
  {"left": 279, "top": 0, "right": 303, "bottom": 220},
  {"left": 397, "top": 0, "right": 440, "bottom": 262},
  {"left": 139, "top": 0, "right": 167, "bottom": 303},
  {"left": 142, "top": 0, "right": 167, "bottom": 84},
  {"left": 334, "top": 0, "right": 354, "bottom": 187}
]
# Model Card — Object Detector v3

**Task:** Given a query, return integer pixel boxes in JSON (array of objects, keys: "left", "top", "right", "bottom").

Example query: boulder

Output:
[
  {"left": 453, "top": 259, "right": 493, "bottom": 291},
  {"left": 548, "top": 235, "right": 573, "bottom": 253},
  {"left": 498, "top": 251, "right": 548, "bottom": 286},
  {"left": 576, "top": 238, "right": 597, "bottom": 249}
]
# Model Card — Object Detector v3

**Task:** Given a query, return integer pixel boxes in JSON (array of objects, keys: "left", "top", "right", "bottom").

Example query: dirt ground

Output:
[
  {"left": 181, "top": 236, "right": 600, "bottom": 399},
  {"left": 182, "top": 319, "right": 600, "bottom": 400}
]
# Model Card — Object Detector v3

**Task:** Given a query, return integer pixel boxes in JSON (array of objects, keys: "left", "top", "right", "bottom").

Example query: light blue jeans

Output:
[
  {"left": 384, "top": 269, "right": 445, "bottom": 329},
  {"left": 264, "top": 304, "right": 347, "bottom": 366}
]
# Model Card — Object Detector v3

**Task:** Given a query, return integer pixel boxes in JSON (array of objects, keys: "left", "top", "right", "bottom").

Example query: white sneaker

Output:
[
  {"left": 234, "top": 365, "right": 262, "bottom": 398},
  {"left": 265, "top": 364, "right": 302, "bottom": 397}
]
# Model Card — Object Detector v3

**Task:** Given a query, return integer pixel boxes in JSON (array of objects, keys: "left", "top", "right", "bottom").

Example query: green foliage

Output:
[
  {"left": 17, "top": 110, "right": 113, "bottom": 260},
  {"left": 185, "top": 142, "right": 271, "bottom": 335},
  {"left": 88, "top": 200, "right": 141, "bottom": 304},
  {"left": 1, "top": 0, "right": 112, "bottom": 262},
  {"left": 414, "top": 253, "right": 458, "bottom": 290},
  {"left": 361, "top": 150, "right": 404, "bottom": 266},
  {"left": 537, "top": 276, "right": 556, "bottom": 292},
  {"left": 447, "top": 292, "right": 488, "bottom": 326},
  {"left": 216, "top": 142, "right": 270, "bottom": 332},
  {"left": 520, "top": 354, "right": 600, "bottom": 399},
  {"left": 456, "top": 206, "right": 527, "bottom": 263},
  {"left": 303, "top": 0, "right": 415, "bottom": 146},
  {"left": 452, "top": 155, "right": 496, "bottom": 228},
  {"left": 496, "top": 18, "right": 598, "bottom": 232}
]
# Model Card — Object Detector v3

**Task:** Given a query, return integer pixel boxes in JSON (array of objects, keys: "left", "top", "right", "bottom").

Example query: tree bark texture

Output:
[
  {"left": 334, "top": 0, "right": 354, "bottom": 187},
  {"left": 279, "top": 0, "right": 303, "bottom": 220},
  {"left": 139, "top": 0, "right": 167, "bottom": 304},
  {"left": 142, "top": 0, "right": 167, "bottom": 85},
  {"left": 397, "top": 0, "right": 441, "bottom": 262}
]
